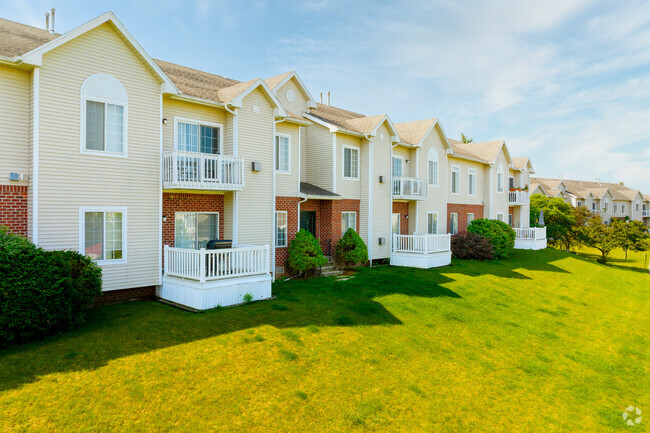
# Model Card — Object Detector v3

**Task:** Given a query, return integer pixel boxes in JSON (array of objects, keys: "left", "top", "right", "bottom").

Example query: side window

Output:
[
  {"left": 80, "top": 207, "right": 126, "bottom": 263},
  {"left": 427, "top": 148, "right": 439, "bottom": 186},
  {"left": 81, "top": 74, "right": 128, "bottom": 156}
]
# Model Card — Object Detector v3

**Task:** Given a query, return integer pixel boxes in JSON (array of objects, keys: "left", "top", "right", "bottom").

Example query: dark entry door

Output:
[{"left": 300, "top": 211, "right": 316, "bottom": 237}]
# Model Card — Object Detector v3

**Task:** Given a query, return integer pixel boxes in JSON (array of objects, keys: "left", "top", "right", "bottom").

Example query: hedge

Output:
[
  {"left": 467, "top": 218, "right": 515, "bottom": 259},
  {"left": 335, "top": 228, "right": 368, "bottom": 268},
  {"left": 287, "top": 229, "right": 327, "bottom": 275}
]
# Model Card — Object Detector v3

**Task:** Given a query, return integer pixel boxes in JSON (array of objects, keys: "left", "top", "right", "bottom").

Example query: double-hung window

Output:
[
  {"left": 427, "top": 212, "right": 438, "bottom": 234},
  {"left": 622, "top": 204, "right": 625, "bottom": 213},
  {"left": 175, "top": 213, "right": 219, "bottom": 249},
  {"left": 81, "top": 74, "right": 128, "bottom": 156},
  {"left": 343, "top": 146, "right": 359, "bottom": 180},
  {"left": 451, "top": 166, "right": 460, "bottom": 194},
  {"left": 275, "top": 134, "right": 290, "bottom": 173},
  {"left": 449, "top": 213, "right": 459, "bottom": 235},
  {"left": 468, "top": 169, "right": 477, "bottom": 196},
  {"left": 341, "top": 211, "right": 357, "bottom": 236},
  {"left": 275, "top": 211, "right": 288, "bottom": 247},
  {"left": 80, "top": 207, "right": 126, "bottom": 263},
  {"left": 614, "top": 204, "right": 618, "bottom": 214},
  {"left": 176, "top": 119, "right": 221, "bottom": 154},
  {"left": 392, "top": 157, "right": 403, "bottom": 178},
  {"left": 496, "top": 213, "right": 504, "bottom": 222},
  {"left": 497, "top": 164, "right": 504, "bottom": 193},
  {"left": 427, "top": 148, "right": 438, "bottom": 186},
  {"left": 467, "top": 213, "right": 474, "bottom": 228}
]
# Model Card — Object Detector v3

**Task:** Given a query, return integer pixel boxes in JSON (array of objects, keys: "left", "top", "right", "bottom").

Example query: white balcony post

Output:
[
  {"left": 172, "top": 152, "right": 178, "bottom": 185},
  {"left": 164, "top": 245, "right": 169, "bottom": 275},
  {"left": 199, "top": 248, "right": 207, "bottom": 283}
]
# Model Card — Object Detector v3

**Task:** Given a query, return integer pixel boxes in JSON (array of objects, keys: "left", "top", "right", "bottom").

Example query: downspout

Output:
[
  {"left": 367, "top": 134, "right": 374, "bottom": 266},
  {"left": 32, "top": 67, "right": 40, "bottom": 245},
  {"left": 298, "top": 127, "right": 303, "bottom": 227},
  {"left": 224, "top": 104, "right": 239, "bottom": 245},
  {"left": 272, "top": 116, "right": 287, "bottom": 280},
  {"left": 159, "top": 93, "right": 163, "bottom": 285},
  {"left": 488, "top": 164, "right": 493, "bottom": 219},
  {"left": 390, "top": 142, "right": 398, "bottom": 260}
]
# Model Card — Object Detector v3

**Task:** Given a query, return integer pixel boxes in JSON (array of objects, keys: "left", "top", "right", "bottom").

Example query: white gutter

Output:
[
  {"left": 32, "top": 67, "right": 40, "bottom": 245},
  {"left": 224, "top": 104, "right": 239, "bottom": 245}
]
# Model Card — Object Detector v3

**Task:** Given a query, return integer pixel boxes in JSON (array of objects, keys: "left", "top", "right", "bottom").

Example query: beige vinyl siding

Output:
[
  {"left": 300, "top": 125, "right": 308, "bottom": 182},
  {"left": 236, "top": 87, "right": 274, "bottom": 251},
  {"left": 336, "top": 133, "right": 362, "bottom": 200},
  {"left": 162, "top": 98, "right": 226, "bottom": 153},
  {"left": 27, "top": 70, "right": 35, "bottom": 239},
  {"left": 0, "top": 66, "right": 30, "bottom": 186},
  {"left": 276, "top": 78, "right": 309, "bottom": 115},
  {"left": 372, "top": 123, "right": 392, "bottom": 259},
  {"left": 447, "top": 156, "right": 485, "bottom": 206},
  {"left": 490, "top": 151, "right": 509, "bottom": 219},
  {"left": 359, "top": 137, "right": 370, "bottom": 248},
  {"left": 304, "top": 123, "right": 333, "bottom": 191},
  {"left": 37, "top": 23, "right": 162, "bottom": 291},
  {"left": 414, "top": 130, "right": 448, "bottom": 234},
  {"left": 275, "top": 122, "right": 300, "bottom": 197}
]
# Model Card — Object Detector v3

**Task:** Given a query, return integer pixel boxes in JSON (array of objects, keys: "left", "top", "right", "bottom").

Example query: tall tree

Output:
[
  {"left": 530, "top": 194, "right": 575, "bottom": 249},
  {"left": 612, "top": 220, "right": 650, "bottom": 260},
  {"left": 579, "top": 216, "right": 618, "bottom": 264},
  {"left": 460, "top": 133, "right": 473, "bottom": 143}
]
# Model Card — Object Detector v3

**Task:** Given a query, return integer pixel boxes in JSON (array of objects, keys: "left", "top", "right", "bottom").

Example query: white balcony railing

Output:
[
  {"left": 643, "top": 210, "right": 650, "bottom": 217},
  {"left": 163, "top": 151, "right": 244, "bottom": 190},
  {"left": 508, "top": 190, "right": 529, "bottom": 205},
  {"left": 164, "top": 245, "right": 270, "bottom": 282},
  {"left": 393, "top": 177, "right": 428, "bottom": 200},
  {"left": 392, "top": 233, "right": 451, "bottom": 254},
  {"left": 514, "top": 227, "right": 546, "bottom": 240}
]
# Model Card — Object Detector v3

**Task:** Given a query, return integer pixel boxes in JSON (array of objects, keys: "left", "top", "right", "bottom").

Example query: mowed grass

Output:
[{"left": 0, "top": 249, "right": 648, "bottom": 432}]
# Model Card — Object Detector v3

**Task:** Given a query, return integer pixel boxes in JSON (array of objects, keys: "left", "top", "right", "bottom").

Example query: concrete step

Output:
[{"left": 321, "top": 269, "right": 344, "bottom": 277}]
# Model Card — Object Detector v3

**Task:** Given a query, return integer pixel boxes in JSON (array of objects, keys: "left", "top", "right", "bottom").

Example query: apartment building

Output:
[
  {"left": 0, "top": 12, "right": 545, "bottom": 310},
  {"left": 531, "top": 178, "right": 649, "bottom": 225}
]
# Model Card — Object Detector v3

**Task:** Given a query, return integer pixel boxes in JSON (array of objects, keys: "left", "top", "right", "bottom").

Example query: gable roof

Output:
[
  {"left": 0, "top": 17, "right": 59, "bottom": 59},
  {"left": 532, "top": 177, "right": 644, "bottom": 202},
  {"left": 155, "top": 59, "right": 240, "bottom": 100},
  {"left": 264, "top": 71, "right": 317, "bottom": 109},
  {"left": 448, "top": 139, "right": 512, "bottom": 165},
  {"left": 393, "top": 118, "right": 453, "bottom": 151},
  {"left": 306, "top": 103, "right": 398, "bottom": 138},
  {"left": 512, "top": 156, "right": 535, "bottom": 173}
]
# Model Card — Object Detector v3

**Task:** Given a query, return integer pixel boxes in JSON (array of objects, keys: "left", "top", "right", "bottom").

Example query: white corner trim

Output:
[
  {"left": 332, "top": 133, "right": 337, "bottom": 192},
  {"left": 32, "top": 67, "right": 40, "bottom": 245}
]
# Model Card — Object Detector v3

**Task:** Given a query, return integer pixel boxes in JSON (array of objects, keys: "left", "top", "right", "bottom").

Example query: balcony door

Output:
[
  {"left": 392, "top": 213, "right": 401, "bottom": 235},
  {"left": 175, "top": 212, "right": 219, "bottom": 249}
]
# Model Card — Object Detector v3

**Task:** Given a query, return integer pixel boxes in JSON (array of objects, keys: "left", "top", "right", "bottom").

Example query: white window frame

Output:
[
  {"left": 78, "top": 206, "right": 127, "bottom": 265},
  {"left": 174, "top": 212, "right": 220, "bottom": 249},
  {"left": 449, "top": 212, "right": 459, "bottom": 235},
  {"left": 496, "top": 212, "right": 504, "bottom": 222},
  {"left": 622, "top": 204, "right": 625, "bottom": 214},
  {"left": 392, "top": 155, "right": 404, "bottom": 178},
  {"left": 497, "top": 164, "right": 504, "bottom": 193},
  {"left": 275, "top": 133, "right": 291, "bottom": 174},
  {"left": 604, "top": 199, "right": 609, "bottom": 212},
  {"left": 508, "top": 213, "right": 513, "bottom": 226},
  {"left": 468, "top": 168, "right": 477, "bottom": 196},
  {"left": 427, "top": 211, "right": 438, "bottom": 234},
  {"left": 451, "top": 165, "right": 461, "bottom": 195},
  {"left": 427, "top": 148, "right": 439, "bottom": 187},
  {"left": 275, "top": 211, "right": 288, "bottom": 247},
  {"left": 508, "top": 176, "right": 515, "bottom": 190},
  {"left": 80, "top": 74, "right": 129, "bottom": 158},
  {"left": 173, "top": 116, "right": 223, "bottom": 154},
  {"left": 342, "top": 144, "right": 360, "bottom": 181},
  {"left": 341, "top": 211, "right": 357, "bottom": 236},
  {"left": 392, "top": 213, "right": 401, "bottom": 235},
  {"left": 614, "top": 203, "right": 618, "bottom": 214},
  {"left": 467, "top": 213, "right": 474, "bottom": 228}
]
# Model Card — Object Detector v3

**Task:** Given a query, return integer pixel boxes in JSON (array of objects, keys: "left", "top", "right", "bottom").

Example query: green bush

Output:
[
  {"left": 467, "top": 218, "right": 515, "bottom": 259},
  {"left": 451, "top": 232, "right": 494, "bottom": 260},
  {"left": 335, "top": 228, "right": 368, "bottom": 268},
  {"left": 0, "top": 228, "right": 102, "bottom": 347},
  {"left": 287, "top": 229, "right": 327, "bottom": 275}
]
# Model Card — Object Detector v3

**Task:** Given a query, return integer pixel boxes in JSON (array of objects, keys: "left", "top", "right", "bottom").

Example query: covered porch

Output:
[
  {"left": 514, "top": 227, "right": 547, "bottom": 250},
  {"left": 390, "top": 233, "right": 452, "bottom": 269}
]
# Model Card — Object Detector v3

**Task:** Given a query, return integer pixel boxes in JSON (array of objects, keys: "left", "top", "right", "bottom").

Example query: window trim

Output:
[
  {"left": 80, "top": 74, "right": 129, "bottom": 158},
  {"left": 427, "top": 148, "right": 439, "bottom": 187},
  {"left": 341, "top": 211, "right": 357, "bottom": 236},
  {"left": 174, "top": 211, "right": 220, "bottom": 250},
  {"left": 392, "top": 213, "right": 401, "bottom": 235},
  {"left": 449, "top": 212, "right": 459, "bottom": 235},
  {"left": 173, "top": 116, "right": 224, "bottom": 154},
  {"left": 392, "top": 155, "right": 404, "bottom": 178},
  {"left": 496, "top": 164, "right": 504, "bottom": 193},
  {"left": 468, "top": 168, "right": 477, "bottom": 196},
  {"left": 450, "top": 165, "right": 461, "bottom": 195},
  {"left": 78, "top": 206, "right": 127, "bottom": 265},
  {"left": 427, "top": 211, "right": 438, "bottom": 234},
  {"left": 342, "top": 144, "right": 360, "bottom": 181},
  {"left": 275, "top": 211, "right": 288, "bottom": 248},
  {"left": 467, "top": 213, "right": 474, "bottom": 229},
  {"left": 275, "top": 133, "right": 292, "bottom": 174},
  {"left": 496, "top": 212, "right": 504, "bottom": 222}
]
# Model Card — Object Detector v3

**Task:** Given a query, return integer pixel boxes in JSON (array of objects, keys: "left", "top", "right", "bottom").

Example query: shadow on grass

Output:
[
  {"left": 0, "top": 265, "right": 459, "bottom": 392},
  {"left": 575, "top": 251, "right": 650, "bottom": 275}
]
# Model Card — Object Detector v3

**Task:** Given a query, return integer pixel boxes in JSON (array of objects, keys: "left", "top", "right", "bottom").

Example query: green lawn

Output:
[{"left": 1, "top": 249, "right": 648, "bottom": 432}]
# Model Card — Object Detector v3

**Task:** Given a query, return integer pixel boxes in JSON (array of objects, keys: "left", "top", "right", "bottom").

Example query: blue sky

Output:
[{"left": 3, "top": 0, "right": 649, "bottom": 192}]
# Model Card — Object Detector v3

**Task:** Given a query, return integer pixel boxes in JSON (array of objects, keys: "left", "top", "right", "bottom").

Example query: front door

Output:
[{"left": 300, "top": 211, "right": 316, "bottom": 237}]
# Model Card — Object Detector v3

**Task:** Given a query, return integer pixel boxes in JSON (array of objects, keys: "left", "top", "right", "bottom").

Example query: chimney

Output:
[
  {"left": 50, "top": 8, "right": 55, "bottom": 34},
  {"left": 327, "top": 91, "right": 331, "bottom": 106},
  {"left": 319, "top": 92, "right": 323, "bottom": 104},
  {"left": 45, "top": 12, "right": 50, "bottom": 31}
]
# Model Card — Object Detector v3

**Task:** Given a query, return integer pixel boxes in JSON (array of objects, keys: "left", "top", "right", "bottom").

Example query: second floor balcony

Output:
[
  {"left": 163, "top": 151, "right": 245, "bottom": 191},
  {"left": 508, "top": 190, "right": 529, "bottom": 205},
  {"left": 393, "top": 177, "right": 428, "bottom": 200},
  {"left": 643, "top": 210, "right": 650, "bottom": 217}
]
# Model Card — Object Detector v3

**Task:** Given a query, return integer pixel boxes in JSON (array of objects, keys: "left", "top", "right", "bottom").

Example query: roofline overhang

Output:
[
  {"left": 298, "top": 192, "right": 342, "bottom": 201},
  {"left": 270, "top": 71, "right": 318, "bottom": 109}
]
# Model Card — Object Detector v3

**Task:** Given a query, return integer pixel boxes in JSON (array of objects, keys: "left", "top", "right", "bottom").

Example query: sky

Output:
[{"left": 2, "top": 0, "right": 649, "bottom": 192}]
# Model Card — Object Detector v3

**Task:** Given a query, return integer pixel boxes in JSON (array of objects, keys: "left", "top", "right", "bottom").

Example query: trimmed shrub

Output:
[
  {"left": 335, "top": 228, "right": 368, "bottom": 268},
  {"left": 287, "top": 229, "right": 327, "bottom": 275},
  {"left": 0, "top": 228, "right": 102, "bottom": 346},
  {"left": 451, "top": 232, "right": 494, "bottom": 260},
  {"left": 467, "top": 218, "right": 515, "bottom": 259}
]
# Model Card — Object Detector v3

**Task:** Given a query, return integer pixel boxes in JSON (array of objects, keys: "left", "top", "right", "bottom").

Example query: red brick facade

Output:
[
  {"left": 299, "top": 199, "right": 360, "bottom": 257},
  {"left": 392, "top": 202, "right": 409, "bottom": 235},
  {"left": 94, "top": 286, "right": 156, "bottom": 306},
  {"left": 0, "top": 185, "right": 28, "bottom": 237},
  {"left": 447, "top": 203, "right": 484, "bottom": 233},
  {"left": 275, "top": 196, "right": 300, "bottom": 270}
]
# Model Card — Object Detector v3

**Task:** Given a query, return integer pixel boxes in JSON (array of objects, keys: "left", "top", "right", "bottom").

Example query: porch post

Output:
[{"left": 200, "top": 248, "right": 206, "bottom": 283}]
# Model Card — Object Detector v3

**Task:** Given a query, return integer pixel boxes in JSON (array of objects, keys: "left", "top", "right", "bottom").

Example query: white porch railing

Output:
[
  {"left": 163, "top": 151, "right": 244, "bottom": 190},
  {"left": 514, "top": 227, "right": 546, "bottom": 240},
  {"left": 164, "top": 245, "right": 270, "bottom": 282},
  {"left": 392, "top": 233, "right": 451, "bottom": 254},
  {"left": 393, "top": 177, "right": 428, "bottom": 200},
  {"left": 508, "top": 190, "right": 529, "bottom": 205}
]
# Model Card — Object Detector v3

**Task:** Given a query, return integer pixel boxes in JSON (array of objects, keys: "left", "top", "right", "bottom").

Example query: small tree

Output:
[
  {"left": 530, "top": 194, "right": 575, "bottom": 249},
  {"left": 287, "top": 229, "right": 327, "bottom": 276},
  {"left": 579, "top": 215, "right": 618, "bottom": 264},
  {"left": 563, "top": 206, "right": 593, "bottom": 251},
  {"left": 612, "top": 220, "right": 650, "bottom": 260},
  {"left": 460, "top": 133, "right": 473, "bottom": 144},
  {"left": 335, "top": 228, "right": 368, "bottom": 268},
  {"left": 467, "top": 218, "right": 515, "bottom": 259}
]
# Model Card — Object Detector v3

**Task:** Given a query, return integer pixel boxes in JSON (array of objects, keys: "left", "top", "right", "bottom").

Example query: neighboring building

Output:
[{"left": 0, "top": 12, "right": 546, "bottom": 309}]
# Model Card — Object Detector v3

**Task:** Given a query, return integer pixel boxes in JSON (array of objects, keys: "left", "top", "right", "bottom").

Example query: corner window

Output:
[
  {"left": 451, "top": 166, "right": 460, "bottom": 194},
  {"left": 427, "top": 212, "right": 438, "bottom": 234},
  {"left": 275, "top": 134, "right": 291, "bottom": 173},
  {"left": 341, "top": 211, "right": 357, "bottom": 236},
  {"left": 468, "top": 169, "right": 477, "bottom": 196},
  {"left": 80, "top": 207, "right": 126, "bottom": 263},
  {"left": 342, "top": 146, "right": 359, "bottom": 180},
  {"left": 175, "top": 118, "right": 221, "bottom": 154},
  {"left": 449, "top": 213, "right": 458, "bottom": 235},
  {"left": 81, "top": 74, "right": 128, "bottom": 156},
  {"left": 175, "top": 212, "right": 219, "bottom": 249},
  {"left": 275, "top": 211, "right": 288, "bottom": 247},
  {"left": 427, "top": 148, "right": 439, "bottom": 186}
]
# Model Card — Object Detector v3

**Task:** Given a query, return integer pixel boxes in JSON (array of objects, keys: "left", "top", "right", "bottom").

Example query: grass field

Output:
[{"left": 0, "top": 248, "right": 648, "bottom": 432}]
